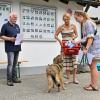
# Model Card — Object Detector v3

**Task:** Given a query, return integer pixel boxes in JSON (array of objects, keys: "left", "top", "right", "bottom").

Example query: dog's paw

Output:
[
  {"left": 58, "top": 87, "right": 60, "bottom": 92},
  {"left": 48, "top": 90, "right": 51, "bottom": 93},
  {"left": 62, "top": 86, "right": 66, "bottom": 90}
]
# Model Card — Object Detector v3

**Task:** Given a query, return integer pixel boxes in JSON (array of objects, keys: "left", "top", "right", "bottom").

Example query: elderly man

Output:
[{"left": 0, "top": 12, "right": 22, "bottom": 86}]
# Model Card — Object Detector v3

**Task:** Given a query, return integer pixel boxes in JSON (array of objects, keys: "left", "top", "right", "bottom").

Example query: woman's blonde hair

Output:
[
  {"left": 74, "top": 10, "right": 96, "bottom": 26},
  {"left": 63, "top": 13, "right": 71, "bottom": 21},
  {"left": 74, "top": 10, "right": 89, "bottom": 20}
]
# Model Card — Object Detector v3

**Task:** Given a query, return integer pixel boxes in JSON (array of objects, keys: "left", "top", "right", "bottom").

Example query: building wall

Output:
[
  {"left": 86, "top": 6, "right": 100, "bottom": 34},
  {"left": 0, "top": 0, "right": 82, "bottom": 73}
]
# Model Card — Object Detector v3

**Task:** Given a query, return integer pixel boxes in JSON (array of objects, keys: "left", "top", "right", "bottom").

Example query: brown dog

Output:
[{"left": 46, "top": 55, "right": 65, "bottom": 93}]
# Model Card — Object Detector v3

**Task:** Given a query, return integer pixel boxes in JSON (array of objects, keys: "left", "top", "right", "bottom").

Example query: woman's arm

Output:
[
  {"left": 72, "top": 25, "right": 78, "bottom": 40},
  {"left": 54, "top": 26, "right": 62, "bottom": 46},
  {"left": 85, "top": 37, "right": 94, "bottom": 50},
  {"left": 83, "top": 20, "right": 95, "bottom": 53},
  {"left": 83, "top": 37, "right": 93, "bottom": 54}
]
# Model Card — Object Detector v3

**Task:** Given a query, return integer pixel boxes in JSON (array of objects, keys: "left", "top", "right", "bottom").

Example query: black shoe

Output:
[
  {"left": 7, "top": 81, "right": 14, "bottom": 86},
  {"left": 12, "top": 79, "right": 21, "bottom": 83}
]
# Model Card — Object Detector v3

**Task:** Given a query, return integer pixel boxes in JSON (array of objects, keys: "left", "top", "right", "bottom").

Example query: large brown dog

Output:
[{"left": 46, "top": 55, "right": 65, "bottom": 93}]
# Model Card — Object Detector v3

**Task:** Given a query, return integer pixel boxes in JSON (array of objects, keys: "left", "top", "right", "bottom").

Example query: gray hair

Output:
[{"left": 9, "top": 12, "right": 17, "bottom": 17}]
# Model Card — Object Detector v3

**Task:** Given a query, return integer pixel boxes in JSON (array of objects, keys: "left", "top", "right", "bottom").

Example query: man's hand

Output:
[{"left": 10, "top": 37, "right": 16, "bottom": 42}]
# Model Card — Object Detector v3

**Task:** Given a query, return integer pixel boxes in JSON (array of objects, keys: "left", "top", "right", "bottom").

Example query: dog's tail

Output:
[{"left": 51, "top": 74, "right": 60, "bottom": 87}]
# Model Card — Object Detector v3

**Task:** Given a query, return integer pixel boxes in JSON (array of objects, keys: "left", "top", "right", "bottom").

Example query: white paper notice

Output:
[{"left": 15, "top": 34, "right": 23, "bottom": 45}]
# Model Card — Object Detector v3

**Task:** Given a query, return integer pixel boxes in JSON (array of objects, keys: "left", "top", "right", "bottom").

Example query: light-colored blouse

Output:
[
  {"left": 82, "top": 19, "right": 100, "bottom": 59},
  {"left": 82, "top": 19, "right": 96, "bottom": 39}
]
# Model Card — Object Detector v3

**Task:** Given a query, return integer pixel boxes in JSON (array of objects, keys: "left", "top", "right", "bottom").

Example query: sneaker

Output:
[
  {"left": 7, "top": 81, "right": 14, "bottom": 86},
  {"left": 12, "top": 79, "right": 21, "bottom": 83}
]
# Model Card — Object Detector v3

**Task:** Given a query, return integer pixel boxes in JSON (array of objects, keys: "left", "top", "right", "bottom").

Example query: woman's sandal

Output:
[
  {"left": 73, "top": 80, "right": 79, "bottom": 84},
  {"left": 83, "top": 84, "right": 98, "bottom": 91}
]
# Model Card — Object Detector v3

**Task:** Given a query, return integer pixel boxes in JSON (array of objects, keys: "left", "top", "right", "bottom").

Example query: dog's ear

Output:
[
  {"left": 53, "top": 55, "right": 63, "bottom": 64},
  {"left": 57, "top": 55, "right": 63, "bottom": 63},
  {"left": 53, "top": 57, "right": 56, "bottom": 64},
  {"left": 48, "top": 64, "right": 52, "bottom": 67},
  {"left": 48, "top": 64, "right": 50, "bottom": 66}
]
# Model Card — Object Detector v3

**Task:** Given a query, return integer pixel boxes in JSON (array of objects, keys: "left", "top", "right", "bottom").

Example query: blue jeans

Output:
[{"left": 6, "top": 51, "right": 19, "bottom": 81}]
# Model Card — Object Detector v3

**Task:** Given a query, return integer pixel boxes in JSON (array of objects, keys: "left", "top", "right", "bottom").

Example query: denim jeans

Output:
[{"left": 6, "top": 51, "right": 19, "bottom": 81}]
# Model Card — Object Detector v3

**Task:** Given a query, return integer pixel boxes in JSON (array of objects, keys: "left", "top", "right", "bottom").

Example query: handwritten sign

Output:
[{"left": 20, "top": 4, "right": 56, "bottom": 41}]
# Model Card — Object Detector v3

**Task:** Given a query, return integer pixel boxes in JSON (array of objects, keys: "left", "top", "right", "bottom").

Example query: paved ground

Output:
[{"left": 0, "top": 72, "right": 100, "bottom": 100}]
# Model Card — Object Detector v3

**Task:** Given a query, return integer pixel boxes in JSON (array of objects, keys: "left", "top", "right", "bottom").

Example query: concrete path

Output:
[{"left": 0, "top": 72, "right": 100, "bottom": 100}]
